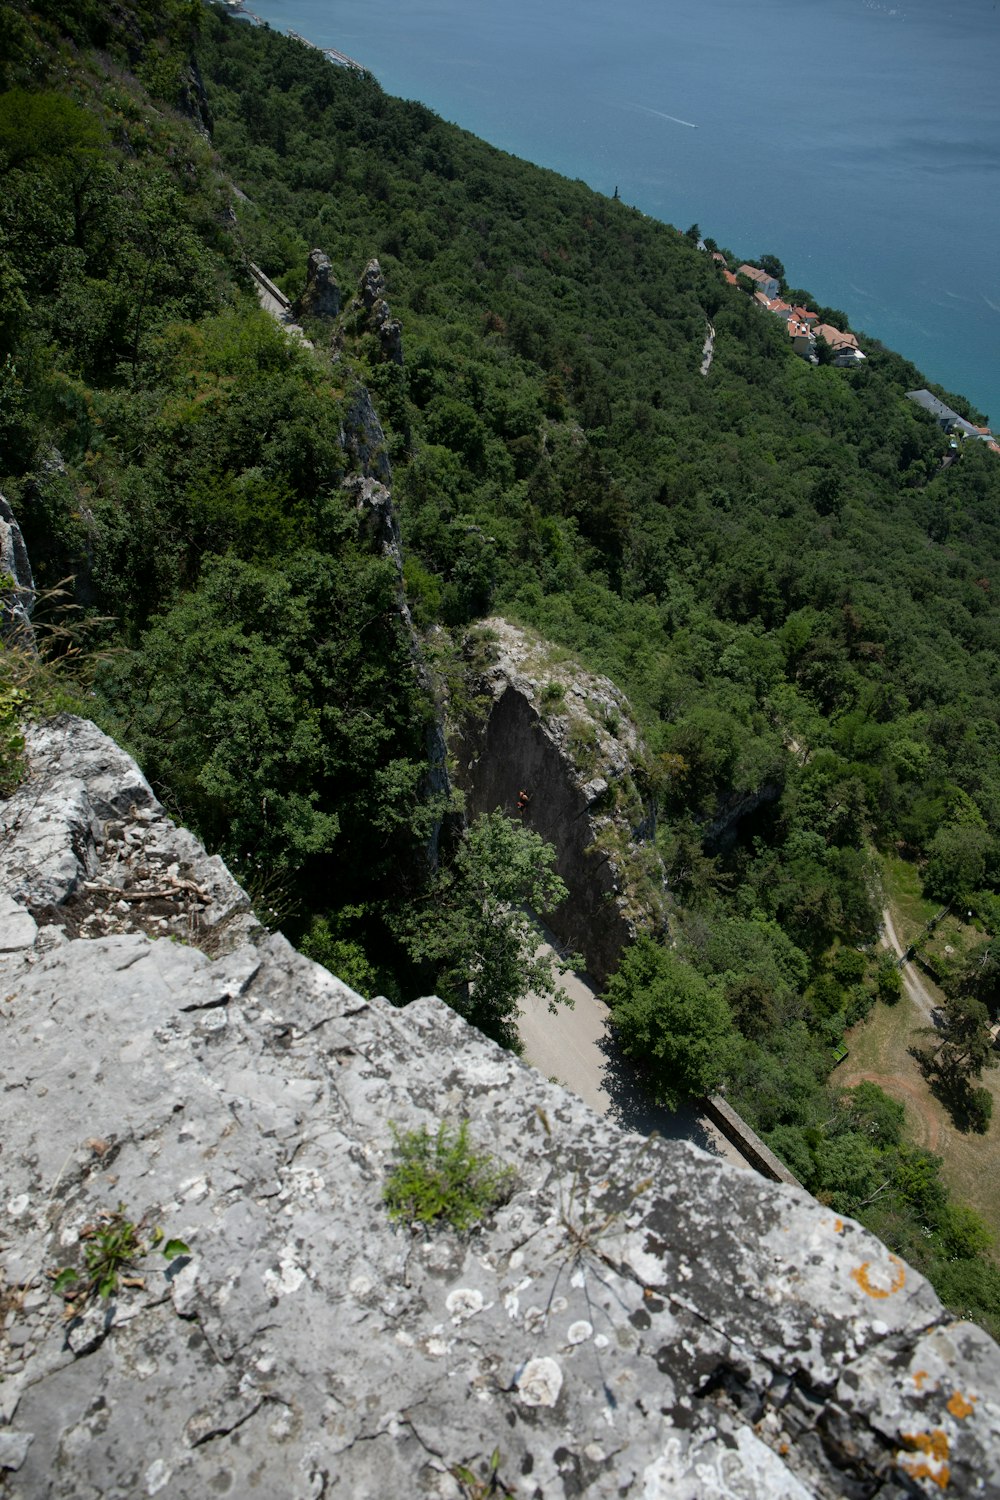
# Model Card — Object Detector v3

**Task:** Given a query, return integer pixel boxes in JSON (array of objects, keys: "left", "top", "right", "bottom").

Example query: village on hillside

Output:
[{"left": 705, "top": 247, "right": 999, "bottom": 454}]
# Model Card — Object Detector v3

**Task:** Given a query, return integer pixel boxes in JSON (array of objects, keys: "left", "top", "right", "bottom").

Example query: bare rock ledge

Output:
[{"left": 1, "top": 717, "right": 998, "bottom": 1497}]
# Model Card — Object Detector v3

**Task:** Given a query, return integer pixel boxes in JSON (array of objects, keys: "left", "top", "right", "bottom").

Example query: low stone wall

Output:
[{"left": 702, "top": 1094, "right": 803, "bottom": 1188}]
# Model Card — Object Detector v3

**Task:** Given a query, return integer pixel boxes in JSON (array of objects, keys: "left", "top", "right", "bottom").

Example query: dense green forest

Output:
[{"left": 1, "top": 0, "right": 999, "bottom": 1333}]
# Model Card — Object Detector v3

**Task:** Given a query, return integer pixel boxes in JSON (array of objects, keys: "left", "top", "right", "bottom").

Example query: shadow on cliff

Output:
[{"left": 595, "top": 1031, "right": 733, "bottom": 1160}]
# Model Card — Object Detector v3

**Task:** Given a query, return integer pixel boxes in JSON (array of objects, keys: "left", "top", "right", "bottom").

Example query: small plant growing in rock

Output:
[
  {"left": 540, "top": 679, "right": 565, "bottom": 713},
  {"left": 50, "top": 1204, "right": 189, "bottom": 1306},
  {"left": 451, "top": 1446, "right": 516, "bottom": 1498},
  {"left": 383, "top": 1120, "right": 515, "bottom": 1231}
]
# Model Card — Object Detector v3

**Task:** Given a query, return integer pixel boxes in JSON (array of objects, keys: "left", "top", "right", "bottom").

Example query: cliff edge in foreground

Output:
[{"left": 1, "top": 717, "right": 998, "bottom": 1498}]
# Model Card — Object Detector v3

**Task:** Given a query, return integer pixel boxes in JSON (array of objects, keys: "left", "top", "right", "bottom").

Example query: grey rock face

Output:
[
  {"left": 357, "top": 255, "right": 388, "bottom": 312},
  {"left": 296, "top": 248, "right": 341, "bottom": 319},
  {"left": 1, "top": 716, "right": 998, "bottom": 1498},
  {"left": 341, "top": 383, "right": 392, "bottom": 485},
  {"left": 346, "top": 473, "right": 402, "bottom": 566},
  {"left": 450, "top": 618, "right": 665, "bottom": 986},
  {"left": 0, "top": 715, "right": 259, "bottom": 951},
  {"left": 355, "top": 257, "right": 404, "bottom": 365},
  {"left": 0, "top": 494, "right": 35, "bottom": 644}
]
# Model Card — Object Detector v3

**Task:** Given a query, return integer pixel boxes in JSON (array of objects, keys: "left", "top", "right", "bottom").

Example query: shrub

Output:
[
  {"left": 383, "top": 1119, "right": 514, "bottom": 1230},
  {"left": 968, "top": 1087, "right": 993, "bottom": 1135}
]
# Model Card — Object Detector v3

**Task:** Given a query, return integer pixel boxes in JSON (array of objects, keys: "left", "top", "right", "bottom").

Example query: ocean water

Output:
[{"left": 242, "top": 0, "right": 1000, "bottom": 423}]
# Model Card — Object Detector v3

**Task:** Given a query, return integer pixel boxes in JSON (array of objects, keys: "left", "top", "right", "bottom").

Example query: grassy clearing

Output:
[
  {"left": 841, "top": 851, "right": 1000, "bottom": 1250},
  {"left": 842, "top": 904, "right": 1000, "bottom": 1252},
  {"left": 880, "top": 853, "right": 939, "bottom": 945},
  {"left": 922, "top": 911, "right": 991, "bottom": 983}
]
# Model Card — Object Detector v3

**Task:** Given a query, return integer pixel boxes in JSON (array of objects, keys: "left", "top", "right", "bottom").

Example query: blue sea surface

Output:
[{"left": 243, "top": 0, "right": 1000, "bottom": 423}]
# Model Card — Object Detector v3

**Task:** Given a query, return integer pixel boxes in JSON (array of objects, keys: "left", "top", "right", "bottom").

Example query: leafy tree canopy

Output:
[{"left": 605, "top": 937, "right": 735, "bottom": 1108}]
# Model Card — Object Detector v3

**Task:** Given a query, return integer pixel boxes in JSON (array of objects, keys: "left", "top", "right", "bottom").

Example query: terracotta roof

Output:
[
  {"left": 988, "top": 441, "right": 1000, "bottom": 456},
  {"left": 815, "top": 323, "right": 858, "bottom": 348},
  {"left": 723, "top": 269, "right": 738, "bottom": 285},
  {"left": 712, "top": 251, "right": 727, "bottom": 264},
  {"left": 737, "top": 264, "right": 776, "bottom": 287}
]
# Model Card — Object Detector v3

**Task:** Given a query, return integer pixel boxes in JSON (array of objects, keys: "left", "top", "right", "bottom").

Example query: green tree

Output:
[
  {"left": 605, "top": 938, "right": 735, "bottom": 1109},
  {"left": 403, "top": 810, "right": 574, "bottom": 1050},
  {"left": 759, "top": 253, "right": 785, "bottom": 284},
  {"left": 931, "top": 993, "right": 996, "bottom": 1089},
  {"left": 925, "top": 823, "right": 993, "bottom": 904}
]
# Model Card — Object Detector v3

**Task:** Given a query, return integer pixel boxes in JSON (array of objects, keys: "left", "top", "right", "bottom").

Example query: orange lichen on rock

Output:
[
  {"left": 834, "top": 1218, "right": 844, "bottom": 1233},
  {"left": 899, "top": 1430, "right": 951, "bottom": 1490},
  {"left": 946, "top": 1391, "right": 977, "bottom": 1420},
  {"left": 913, "top": 1370, "right": 929, "bottom": 1390},
  {"left": 850, "top": 1254, "right": 906, "bottom": 1299}
]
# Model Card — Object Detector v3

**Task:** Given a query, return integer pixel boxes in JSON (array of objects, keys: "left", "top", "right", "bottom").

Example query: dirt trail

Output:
[{"left": 880, "top": 906, "right": 940, "bottom": 1026}]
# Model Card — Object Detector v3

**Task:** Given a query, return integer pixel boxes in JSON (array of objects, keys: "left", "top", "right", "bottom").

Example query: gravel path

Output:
[{"left": 881, "top": 905, "right": 941, "bottom": 1026}]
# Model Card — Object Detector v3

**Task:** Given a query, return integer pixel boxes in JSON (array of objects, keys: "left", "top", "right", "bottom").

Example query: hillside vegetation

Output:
[{"left": 1, "top": 0, "right": 998, "bottom": 1332}]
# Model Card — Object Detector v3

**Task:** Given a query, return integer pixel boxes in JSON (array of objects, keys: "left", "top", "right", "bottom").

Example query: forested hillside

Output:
[{"left": 1, "top": 0, "right": 999, "bottom": 1331}]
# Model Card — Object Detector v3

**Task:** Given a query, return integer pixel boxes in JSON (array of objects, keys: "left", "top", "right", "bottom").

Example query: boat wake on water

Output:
[{"left": 626, "top": 101, "right": 697, "bottom": 129}]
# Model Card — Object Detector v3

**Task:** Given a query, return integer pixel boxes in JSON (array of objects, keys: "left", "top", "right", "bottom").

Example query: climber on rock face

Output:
[{"left": 516, "top": 789, "right": 530, "bottom": 815}]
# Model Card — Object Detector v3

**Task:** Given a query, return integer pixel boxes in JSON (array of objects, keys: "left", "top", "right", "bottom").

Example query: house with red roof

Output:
[
  {"left": 737, "top": 264, "right": 781, "bottom": 299},
  {"left": 815, "top": 324, "right": 866, "bottom": 365}
]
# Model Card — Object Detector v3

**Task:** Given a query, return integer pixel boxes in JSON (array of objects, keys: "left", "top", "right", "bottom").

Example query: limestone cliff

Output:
[
  {"left": 353, "top": 257, "right": 404, "bottom": 366},
  {"left": 0, "top": 494, "right": 34, "bottom": 645},
  {"left": 295, "top": 248, "right": 341, "bottom": 320},
  {"left": 1, "top": 715, "right": 998, "bottom": 1497},
  {"left": 447, "top": 618, "right": 665, "bottom": 986}
]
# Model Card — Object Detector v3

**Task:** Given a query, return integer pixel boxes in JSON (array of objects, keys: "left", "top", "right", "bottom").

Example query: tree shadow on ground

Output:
[
  {"left": 909, "top": 1044, "right": 992, "bottom": 1134},
  {"left": 595, "top": 1028, "right": 731, "bottom": 1159}
]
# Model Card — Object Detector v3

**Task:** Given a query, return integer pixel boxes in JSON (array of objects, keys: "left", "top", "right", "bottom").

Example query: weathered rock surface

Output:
[
  {"left": 1, "top": 718, "right": 999, "bottom": 1498},
  {"left": 0, "top": 495, "right": 35, "bottom": 643},
  {"left": 354, "top": 257, "right": 404, "bottom": 365},
  {"left": 449, "top": 618, "right": 665, "bottom": 986},
  {"left": 340, "top": 383, "right": 392, "bottom": 486},
  {"left": 0, "top": 716, "right": 259, "bottom": 952},
  {"left": 296, "top": 247, "right": 341, "bottom": 319}
]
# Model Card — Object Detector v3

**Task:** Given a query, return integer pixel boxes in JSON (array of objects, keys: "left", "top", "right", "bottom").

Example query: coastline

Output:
[{"left": 222, "top": 0, "right": 998, "bottom": 425}]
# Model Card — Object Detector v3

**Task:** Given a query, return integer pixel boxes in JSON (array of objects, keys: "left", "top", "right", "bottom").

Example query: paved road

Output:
[
  {"left": 881, "top": 905, "right": 940, "bottom": 1026},
  {"left": 518, "top": 937, "right": 751, "bottom": 1170}
]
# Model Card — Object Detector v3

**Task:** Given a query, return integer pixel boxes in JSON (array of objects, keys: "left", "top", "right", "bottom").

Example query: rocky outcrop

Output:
[
  {"left": 0, "top": 495, "right": 34, "bottom": 644},
  {"left": 449, "top": 619, "right": 665, "bottom": 986},
  {"left": 295, "top": 248, "right": 341, "bottom": 319},
  {"left": 354, "top": 257, "right": 404, "bottom": 365},
  {"left": 1, "top": 715, "right": 998, "bottom": 1498},
  {"left": 340, "top": 383, "right": 392, "bottom": 486},
  {"left": 0, "top": 716, "right": 259, "bottom": 954}
]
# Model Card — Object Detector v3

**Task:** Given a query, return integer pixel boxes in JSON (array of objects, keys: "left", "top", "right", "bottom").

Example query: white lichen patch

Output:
[
  {"left": 262, "top": 1246, "right": 307, "bottom": 1298},
  {"left": 516, "top": 1356, "right": 563, "bottom": 1408},
  {"left": 446, "top": 1287, "right": 485, "bottom": 1322},
  {"left": 144, "top": 1458, "right": 171, "bottom": 1495},
  {"left": 567, "top": 1320, "right": 593, "bottom": 1345}
]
